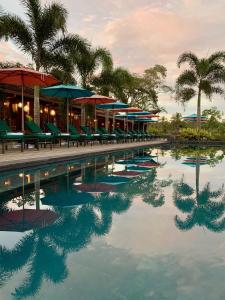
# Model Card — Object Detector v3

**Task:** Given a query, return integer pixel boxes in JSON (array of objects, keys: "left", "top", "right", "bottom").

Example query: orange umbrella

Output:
[
  {"left": 0, "top": 67, "right": 59, "bottom": 130},
  {"left": 73, "top": 95, "right": 116, "bottom": 129}
]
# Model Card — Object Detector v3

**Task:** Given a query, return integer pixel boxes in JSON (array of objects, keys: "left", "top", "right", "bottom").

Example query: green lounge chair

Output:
[
  {"left": 25, "top": 120, "right": 53, "bottom": 150},
  {"left": 80, "top": 125, "right": 98, "bottom": 143},
  {"left": 46, "top": 123, "right": 78, "bottom": 147},
  {"left": 0, "top": 120, "right": 24, "bottom": 154},
  {"left": 115, "top": 128, "right": 131, "bottom": 142},
  {"left": 98, "top": 127, "right": 117, "bottom": 142},
  {"left": 69, "top": 125, "right": 89, "bottom": 146},
  {"left": 112, "top": 129, "right": 125, "bottom": 143}
]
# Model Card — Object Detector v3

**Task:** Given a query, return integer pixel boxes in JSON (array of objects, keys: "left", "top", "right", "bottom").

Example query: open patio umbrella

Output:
[
  {"left": 97, "top": 102, "right": 128, "bottom": 130},
  {"left": 183, "top": 114, "right": 207, "bottom": 124},
  {"left": 41, "top": 84, "right": 94, "bottom": 132},
  {"left": 0, "top": 68, "right": 59, "bottom": 131},
  {"left": 75, "top": 183, "right": 117, "bottom": 193},
  {"left": 74, "top": 95, "right": 116, "bottom": 130},
  {"left": 182, "top": 157, "right": 208, "bottom": 167},
  {"left": 0, "top": 209, "right": 58, "bottom": 232},
  {"left": 112, "top": 107, "right": 142, "bottom": 131},
  {"left": 42, "top": 191, "right": 94, "bottom": 207},
  {"left": 97, "top": 175, "right": 130, "bottom": 185},
  {"left": 112, "top": 170, "right": 141, "bottom": 178}
]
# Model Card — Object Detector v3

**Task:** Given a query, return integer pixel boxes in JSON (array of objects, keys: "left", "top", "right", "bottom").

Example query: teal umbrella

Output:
[
  {"left": 41, "top": 84, "right": 94, "bottom": 132},
  {"left": 97, "top": 102, "right": 128, "bottom": 130}
]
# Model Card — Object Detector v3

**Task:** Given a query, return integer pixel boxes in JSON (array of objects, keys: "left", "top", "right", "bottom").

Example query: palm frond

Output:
[
  {"left": 177, "top": 52, "right": 199, "bottom": 69},
  {"left": 208, "top": 51, "right": 225, "bottom": 64},
  {"left": 0, "top": 14, "right": 33, "bottom": 54},
  {"left": 176, "top": 70, "right": 197, "bottom": 86},
  {"left": 175, "top": 87, "right": 196, "bottom": 103}
]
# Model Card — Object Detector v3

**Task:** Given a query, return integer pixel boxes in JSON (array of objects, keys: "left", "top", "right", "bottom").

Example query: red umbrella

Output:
[
  {"left": 76, "top": 183, "right": 117, "bottom": 193},
  {"left": 137, "top": 162, "right": 160, "bottom": 168},
  {"left": 112, "top": 171, "right": 141, "bottom": 177},
  {"left": 0, "top": 68, "right": 59, "bottom": 131},
  {"left": 0, "top": 209, "right": 59, "bottom": 232},
  {"left": 73, "top": 95, "right": 116, "bottom": 129}
]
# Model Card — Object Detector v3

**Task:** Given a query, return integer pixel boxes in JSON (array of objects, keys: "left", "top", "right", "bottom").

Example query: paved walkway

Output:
[{"left": 0, "top": 140, "right": 167, "bottom": 171}]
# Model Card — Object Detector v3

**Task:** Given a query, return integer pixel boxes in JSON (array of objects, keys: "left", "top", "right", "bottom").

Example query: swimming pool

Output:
[{"left": 0, "top": 146, "right": 225, "bottom": 300}]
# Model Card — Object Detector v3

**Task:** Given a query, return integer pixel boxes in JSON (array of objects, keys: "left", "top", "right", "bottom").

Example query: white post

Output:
[
  {"left": 21, "top": 85, "right": 24, "bottom": 131},
  {"left": 67, "top": 98, "right": 69, "bottom": 132},
  {"left": 34, "top": 85, "right": 40, "bottom": 126}
]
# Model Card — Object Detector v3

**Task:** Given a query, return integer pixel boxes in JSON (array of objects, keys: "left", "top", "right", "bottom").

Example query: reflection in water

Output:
[
  {"left": 0, "top": 147, "right": 225, "bottom": 299},
  {"left": 173, "top": 148, "right": 225, "bottom": 232}
]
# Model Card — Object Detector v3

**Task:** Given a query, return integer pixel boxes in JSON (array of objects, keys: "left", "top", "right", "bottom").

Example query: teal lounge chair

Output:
[
  {"left": 25, "top": 120, "right": 53, "bottom": 150},
  {"left": 46, "top": 123, "right": 79, "bottom": 147},
  {"left": 69, "top": 125, "right": 89, "bottom": 146},
  {"left": 0, "top": 120, "right": 24, "bottom": 154}
]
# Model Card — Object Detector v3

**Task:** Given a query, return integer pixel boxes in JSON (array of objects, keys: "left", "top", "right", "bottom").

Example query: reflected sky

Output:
[{"left": 0, "top": 146, "right": 225, "bottom": 300}]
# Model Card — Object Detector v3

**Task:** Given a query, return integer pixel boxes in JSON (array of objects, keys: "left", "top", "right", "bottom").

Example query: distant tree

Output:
[
  {"left": 175, "top": 51, "right": 225, "bottom": 129},
  {"left": 202, "top": 106, "right": 223, "bottom": 121}
]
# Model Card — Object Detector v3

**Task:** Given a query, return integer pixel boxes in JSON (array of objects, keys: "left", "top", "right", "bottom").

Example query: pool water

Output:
[{"left": 1, "top": 146, "right": 225, "bottom": 300}]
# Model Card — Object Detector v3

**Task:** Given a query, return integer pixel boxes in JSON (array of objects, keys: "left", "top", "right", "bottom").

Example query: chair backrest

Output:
[
  {"left": 69, "top": 125, "right": 79, "bottom": 135},
  {"left": 80, "top": 125, "right": 90, "bottom": 134},
  {"left": 25, "top": 120, "right": 42, "bottom": 133},
  {"left": 0, "top": 120, "right": 11, "bottom": 133},
  {"left": 46, "top": 123, "right": 60, "bottom": 135}
]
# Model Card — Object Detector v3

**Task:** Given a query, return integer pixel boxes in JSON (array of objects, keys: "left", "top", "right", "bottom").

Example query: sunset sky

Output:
[{"left": 1, "top": 0, "right": 225, "bottom": 117}]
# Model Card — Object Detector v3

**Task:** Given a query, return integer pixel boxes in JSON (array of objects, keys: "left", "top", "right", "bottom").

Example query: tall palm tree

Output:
[
  {"left": 74, "top": 46, "right": 113, "bottom": 89},
  {"left": 0, "top": 0, "right": 87, "bottom": 71},
  {"left": 92, "top": 67, "right": 134, "bottom": 101},
  {"left": 173, "top": 154, "right": 225, "bottom": 232},
  {"left": 175, "top": 51, "right": 225, "bottom": 128}
]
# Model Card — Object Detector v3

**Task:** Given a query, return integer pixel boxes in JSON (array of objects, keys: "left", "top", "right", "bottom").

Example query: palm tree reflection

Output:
[{"left": 173, "top": 149, "right": 225, "bottom": 232}]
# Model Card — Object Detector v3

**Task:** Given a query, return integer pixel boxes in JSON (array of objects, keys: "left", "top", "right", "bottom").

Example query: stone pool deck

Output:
[{"left": 0, "top": 139, "right": 167, "bottom": 171}]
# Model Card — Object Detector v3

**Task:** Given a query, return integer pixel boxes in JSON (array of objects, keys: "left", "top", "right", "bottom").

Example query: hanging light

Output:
[
  {"left": 24, "top": 104, "right": 30, "bottom": 113},
  {"left": 18, "top": 102, "right": 22, "bottom": 108},
  {"left": 50, "top": 109, "right": 56, "bottom": 116}
]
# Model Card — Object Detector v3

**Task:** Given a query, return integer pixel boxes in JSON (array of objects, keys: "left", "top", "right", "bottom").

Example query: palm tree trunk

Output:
[
  {"left": 197, "top": 87, "right": 201, "bottom": 130},
  {"left": 196, "top": 156, "right": 200, "bottom": 199}
]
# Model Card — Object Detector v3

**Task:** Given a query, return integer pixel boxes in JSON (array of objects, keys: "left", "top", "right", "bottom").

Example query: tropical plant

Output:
[
  {"left": 175, "top": 51, "right": 225, "bottom": 128},
  {"left": 0, "top": 0, "right": 87, "bottom": 72},
  {"left": 174, "top": 178, "right": 225, "bottom": 232},
  {"left": 74, "top": 46, "right": 113, "bottom": 89},
  {"left": 92, "top": 66, "right": 134, "bottom": 101},
  {"left": 173, "top": 152, "right": 225, "bottom": 232}
]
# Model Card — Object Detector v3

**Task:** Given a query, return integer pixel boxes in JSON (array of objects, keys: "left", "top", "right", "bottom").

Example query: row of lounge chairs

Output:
[{"left": 0, "top": 119, "right": 153, "bottom": 154}]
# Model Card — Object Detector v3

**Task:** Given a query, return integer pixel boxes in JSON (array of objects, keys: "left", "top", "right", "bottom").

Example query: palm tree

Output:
[
  {"left": 173, "top": 154, "right": 225, "bottom": 232},
  {"left": 92, "top": 67, "right": 134, "bottom": 101},
  {"left": 0, "top": 0, "right": 87, "bottom": 72},
  {"left": 175, "top": 51, "right": 225, "bottom": 128},
  {"left": 74, "top": 46, "right": 113, "bottom": 89}
]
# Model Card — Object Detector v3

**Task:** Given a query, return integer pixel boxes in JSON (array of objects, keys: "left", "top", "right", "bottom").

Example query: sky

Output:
[{"left": 1, "top": 0, "right": 225, "bottom": 117}]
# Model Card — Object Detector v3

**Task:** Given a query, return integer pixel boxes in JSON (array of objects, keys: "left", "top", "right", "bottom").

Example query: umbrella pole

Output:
[
  {"left": 22, "top": 85, "right": 24, "bottom": 131},
  {"left": 113, "top": 113, "right": 115, "bottom": 132},
  {"left": 105, "top": 110, "right": 109, "bottom": 131},
  {"left": 67, "top": 98, "right": 69, "bottom": 133},
  {"left": 94, "top": 103, "right": 97, "bottom": 131}
]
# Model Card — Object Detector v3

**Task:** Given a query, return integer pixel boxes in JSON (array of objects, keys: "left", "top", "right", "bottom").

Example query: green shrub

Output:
[{"left": 179, "top": 128, "right": 213, "bottom": 140}]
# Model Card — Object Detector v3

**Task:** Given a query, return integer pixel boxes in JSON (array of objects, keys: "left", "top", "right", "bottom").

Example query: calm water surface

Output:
[{"left": 0, "top": 146, "right": 225, "bottom": 300}]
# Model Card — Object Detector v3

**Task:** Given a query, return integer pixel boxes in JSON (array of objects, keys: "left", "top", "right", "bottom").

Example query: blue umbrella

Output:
[
  {"left": 97, "top": 102, "right": 129, "bottom": 130},
  {"left": 41, "top": 84, "right": 94, "bottom": 132}
]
